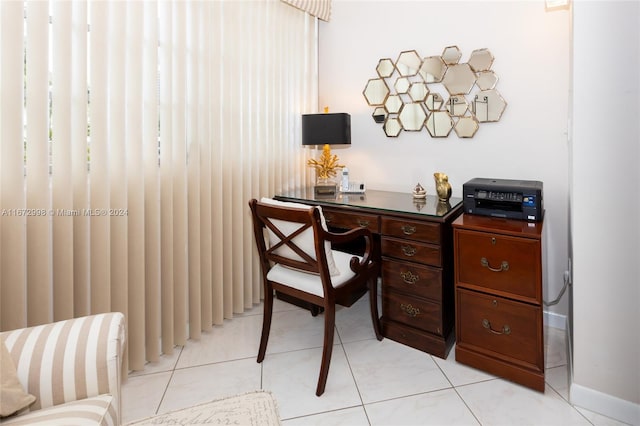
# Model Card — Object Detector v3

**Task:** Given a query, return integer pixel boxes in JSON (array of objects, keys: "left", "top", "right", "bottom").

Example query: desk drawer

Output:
[
  {"left": 381, "top": 217, "right": 441, "bottom": 244},
  {"left": 382, "top": 237, "right": 441, "bottom": 267},
  {"left": 382, "top": 320, "right": 449, "bottom": 358},
  {"left": 382, "top": 289, "right": 443, "bottom": 335},
  {"left": 456, "top": 288, "right": 542, "bottom": 368},
  {"left": 323, "top": 208, "right": 379, "bottom": 233},
  {"left": 455, "top": 229, "right": 540, "bottom": 301},
  {"left": 382, "top": 259, "right": 442, "bottom": 302}
]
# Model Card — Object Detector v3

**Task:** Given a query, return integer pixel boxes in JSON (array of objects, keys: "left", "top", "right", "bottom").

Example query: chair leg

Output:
[
  {"left": 368, "top": 277, "right": 383, "bottom": 341},
  {"left": 257, "top": 285, "right": 274, "bottom": 363},
  {"left": 315, "top": 303, "right": 336, "bottom": 396}
]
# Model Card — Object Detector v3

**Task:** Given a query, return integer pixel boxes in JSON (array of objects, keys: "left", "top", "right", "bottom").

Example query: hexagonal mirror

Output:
[
  {"left": 442, "top": 63, "right": 477, "bottom": 95},
  {"left": 425, "top": 111, "right": 454, "bottom": 137},
  {"left": 441, "top": 46, "right": 462, "bottom": 65},
  {"left": 473, "top": 89, "right": 507, "bottom": 122},
  {"left": 384, "top": 94, "right": 403, "bottom": 114},
  {"left": 445, "top": 95, "right": 469, "bottom": 117},
  {"left": 418, "top": 56, "right": 447, "bottom": 83},
  {"left": 363, "top": 78, "right": 390, "bottom": 106},
  {"left": 376, "top": 58, "right": 395, "bottom": 78},
  {"left": 476, "top": 71, "right": 498, "bottom": 90},
  {"left": 468, "top": 48, "right": 494, "bottom": 72},
  {"left": 454, "top": 115, "right": 480, "bottom": 138},
  {"left": 395, "top": 50, "right": 422, "bottom": 77},
  {"left": 425, "top": 93, "right": 444, "bottom": 111},
  {"left": 383, "top": 117, "right": 402, "bottom": 137},
  {"left": 365, "top": 46, "right": 506, "bottom": 139},
  {"left": 398, "top": 103, "right": 427, "bottom": 131},
  {"left": 395, "top": 77, "right": 411, "bottom": 94},
  {"left": 372, "top": 107, "right": 387, "bottom": 123},
  {"left": 408, "top": 82, "right": 429, "bottom": 102}
]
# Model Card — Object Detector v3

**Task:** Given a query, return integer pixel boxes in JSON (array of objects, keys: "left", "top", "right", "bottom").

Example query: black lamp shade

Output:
[{"left": 302, "top": 113, "right": 351, "bottom": 146}]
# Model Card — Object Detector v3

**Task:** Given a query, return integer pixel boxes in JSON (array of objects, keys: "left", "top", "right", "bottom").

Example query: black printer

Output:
[{"left": 463, "top": 178, "right": 544, "bottom": 221}]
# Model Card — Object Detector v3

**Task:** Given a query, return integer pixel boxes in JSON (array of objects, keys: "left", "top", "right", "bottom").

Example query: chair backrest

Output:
[{"left": 249, "top": 198, "right": 331, "bottom": 279}]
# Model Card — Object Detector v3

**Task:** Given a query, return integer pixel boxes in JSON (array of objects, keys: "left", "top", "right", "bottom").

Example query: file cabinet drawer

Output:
[
  {"left": 456, "top": 288, "right": 542, "bottom": 368},
  {"left": 455, "top": 229, "right": 540, "bottom": 302}
]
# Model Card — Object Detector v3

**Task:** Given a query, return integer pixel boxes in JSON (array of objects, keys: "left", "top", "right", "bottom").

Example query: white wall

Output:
[
  {"left": 318, "top": 0, "right": 571, "bottom": 317},
  {"left": 570, "top": 1, "right": 640, "bottom": 422}
]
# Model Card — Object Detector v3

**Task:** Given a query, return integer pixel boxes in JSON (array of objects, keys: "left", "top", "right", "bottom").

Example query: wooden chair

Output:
[{"left": 249, "top": 198, "right": 382, "bottom": 396}]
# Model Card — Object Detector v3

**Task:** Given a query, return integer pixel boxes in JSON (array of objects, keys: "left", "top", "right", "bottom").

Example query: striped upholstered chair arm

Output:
[{"left": 0, "top": 312, "right": 126, "bottom": 424}]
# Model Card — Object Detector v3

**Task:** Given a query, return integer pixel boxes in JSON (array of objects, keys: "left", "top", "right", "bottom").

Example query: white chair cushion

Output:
[
  {"left": 266, "top": 250, "right": 359, "bottom": 297},
  {"left": 260, "top": 197, "right": 340, "bottom": 276}
]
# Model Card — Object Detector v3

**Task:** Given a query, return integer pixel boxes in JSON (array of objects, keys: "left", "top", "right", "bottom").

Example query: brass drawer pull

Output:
[
  {"left": 401, "top": 245, "right": 417, "bottom": 257},
  {"left": 401, "top": 224, "right": 416, "bottom": 235},
  {"left": 357, "top": 219, "right": 370, "bottom": 227},
  {"left": 482, "top": 319, "right": 511, "bottom": 335},
  {"left": 480, "top": 257, "right": 509, "bottom": 272},
  {"left": 400, "top": 303, "right": 420, "bottom": 317},
  {"left": 400, "top": 270, "right": 419, "bottom": 284}
]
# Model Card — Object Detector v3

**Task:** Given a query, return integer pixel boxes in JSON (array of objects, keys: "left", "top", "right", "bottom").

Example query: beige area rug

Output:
[{"left": 126, "top": 391, "right": 281, "bottom": 426}]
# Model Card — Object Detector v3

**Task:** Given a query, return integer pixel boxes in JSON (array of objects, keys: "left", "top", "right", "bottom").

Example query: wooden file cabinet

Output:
[
  {"left": 275, "top": 189, "right": 463, "bottom": 358},
  {"left": 453, "top": 214, "right": 545, "bottom": 391}
]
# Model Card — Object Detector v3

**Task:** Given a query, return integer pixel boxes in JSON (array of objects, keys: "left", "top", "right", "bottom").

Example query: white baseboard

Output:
[
  {"left": 570, "top": 383, "right": 640, "bottom": 425},
  {"left": 543, "top": 310, "right": 567, "bottom": 330},
  {"left": 544, "top": 312, "right": 639, "bottom": 425}
]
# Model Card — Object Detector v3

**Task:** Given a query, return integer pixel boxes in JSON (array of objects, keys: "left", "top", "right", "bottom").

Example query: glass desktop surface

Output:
[{"left": 275, "top": 187, "right": 463, "bottom": 219}]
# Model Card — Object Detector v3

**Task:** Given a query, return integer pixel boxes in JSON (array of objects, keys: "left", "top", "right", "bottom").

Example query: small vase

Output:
[{"left": 434, "top": 172, "right": 452, "bottom": 202}]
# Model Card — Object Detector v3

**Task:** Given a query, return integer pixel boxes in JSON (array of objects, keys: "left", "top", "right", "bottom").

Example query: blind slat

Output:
[
  {"left": 89, "top": 0, "right": 112, "bottom": 313},
  {"left": 158, "top": 0, "right": 175, "bottom": 355},
  {"left": 126, "top": 0, "right": 146, "bottom": 371},
  {"left": 0, "top": 0, "right": 27, "bottom": 330},
  {"left": 142, "top": 0, "right": 161, "bottom": 363},
  {"left": 52, "top": 0, "right": 74, "bottom": 321},
  {"left": 71, "top": 0, "right": 90, "bottom": 318},
  {"left": 171, "top": 0, "right": 188, "bottom": 345},
  {"left": 26, "top": 0, "right": 52, "bottom": 326}
]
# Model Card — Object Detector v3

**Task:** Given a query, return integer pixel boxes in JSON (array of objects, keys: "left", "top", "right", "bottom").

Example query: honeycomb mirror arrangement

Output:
[{"left": 363, "top": 46, "right": 507, "bottom": 138}]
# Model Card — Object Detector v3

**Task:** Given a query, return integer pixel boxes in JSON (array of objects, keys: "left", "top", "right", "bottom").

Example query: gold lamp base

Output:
[
  {"left": 307, "top": 144, "right": 344, "bottom": 183},
  {"left": 314, "top": 184, "right": 337, "bottom": 198}
]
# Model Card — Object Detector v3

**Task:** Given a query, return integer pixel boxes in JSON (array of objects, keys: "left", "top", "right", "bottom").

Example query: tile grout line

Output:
[
  {"left": 155, "top": 345, "right": 184, "bottom": 416},
  {"left": 336, "top": 325, "right": 373, "bottom": 425}
]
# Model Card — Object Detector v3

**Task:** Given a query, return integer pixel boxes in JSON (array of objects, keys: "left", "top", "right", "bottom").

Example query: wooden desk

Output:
[{"left": 275, "top": 188, "right": 463, "bottom": 358}]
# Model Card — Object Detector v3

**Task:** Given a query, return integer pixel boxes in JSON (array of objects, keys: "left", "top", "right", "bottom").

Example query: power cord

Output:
[{"left": 544, "top": 270, "right": 570, "bottom": 306}]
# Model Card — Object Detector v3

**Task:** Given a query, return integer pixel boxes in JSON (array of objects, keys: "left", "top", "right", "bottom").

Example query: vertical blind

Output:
[{"left": 0, "top": 0, "right": 316, "bottom": 371}]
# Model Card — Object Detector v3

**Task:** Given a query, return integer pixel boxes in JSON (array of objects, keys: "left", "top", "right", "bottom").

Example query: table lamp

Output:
[{"left": 302, "top": 111, "right": 351, "bottom": 196}]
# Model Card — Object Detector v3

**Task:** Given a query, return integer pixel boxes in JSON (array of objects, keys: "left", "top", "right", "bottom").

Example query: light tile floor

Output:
[{"left": 122, "top": 293, "right": 628, "bottom": 425}]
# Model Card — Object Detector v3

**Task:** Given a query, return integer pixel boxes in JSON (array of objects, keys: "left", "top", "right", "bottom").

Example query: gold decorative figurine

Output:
[{"left": 434, "top": 172, "right": 452, "bottom": 202}]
